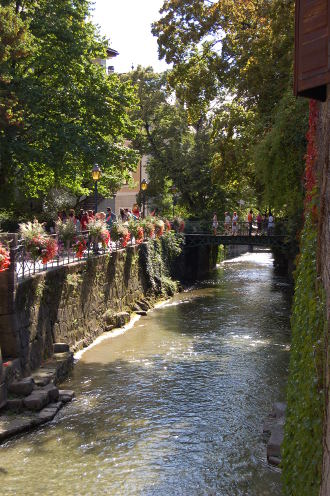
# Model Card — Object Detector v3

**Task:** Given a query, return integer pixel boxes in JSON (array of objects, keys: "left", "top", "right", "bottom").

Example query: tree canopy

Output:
[
  {"left": 0, "top": 0, "right": 139, "bottom": 209},
  {"left": 150, "top": 0, "right": 309, "bottom": 219}
]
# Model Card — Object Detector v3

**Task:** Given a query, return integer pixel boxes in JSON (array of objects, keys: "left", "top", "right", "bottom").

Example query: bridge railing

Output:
[{"left": 183, "top": 219, "right": 287, "bottom": 236}]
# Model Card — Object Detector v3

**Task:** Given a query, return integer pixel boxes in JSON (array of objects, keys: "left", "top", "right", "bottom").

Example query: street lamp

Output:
[
  {"left": 92, "top": 164, "right": 102, "bottom": 213},
  {"left": 171, "top": 185, "right": 178, "bottom": 218},
  {"left": 141, "top": 179, "right": 148, "bottom": 218}
]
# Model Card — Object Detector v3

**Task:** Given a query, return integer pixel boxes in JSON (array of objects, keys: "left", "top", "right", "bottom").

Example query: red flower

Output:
[
  {"left": 0, "top": 244, "right": 10, "bottom": 272},
  {"left": 73, "top": 238, "right": 87, "bottom": 258},
  {"left": 100, "top": 230, "right": 110, "bottom": 248},
  {"left": 41, "top": 237, "right": 58, "bottom": 264},
  {"left": 136, "top": 226, "right": 144, "bottom": 244}
]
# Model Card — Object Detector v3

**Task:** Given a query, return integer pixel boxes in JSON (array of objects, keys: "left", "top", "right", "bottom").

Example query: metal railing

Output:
[
  {"left": 183, "top": 220, "right": 283, "bottom": 236},
  {"left": 13, "top": 230, "right": 144, "bottom": 281}
]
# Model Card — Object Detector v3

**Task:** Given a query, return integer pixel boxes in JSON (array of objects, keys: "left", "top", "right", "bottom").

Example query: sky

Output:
[{"left": 92, "top": 0, "right": 171, "bottom": 73}]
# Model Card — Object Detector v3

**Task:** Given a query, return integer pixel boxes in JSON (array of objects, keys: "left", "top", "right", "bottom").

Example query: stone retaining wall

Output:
[{"left": 0, "top": 245, "right": 148, "bottom": 374}]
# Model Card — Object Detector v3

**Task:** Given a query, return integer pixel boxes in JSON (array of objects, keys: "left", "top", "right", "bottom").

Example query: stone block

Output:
[
  {"left": 24, "top": 390, "right": 49, "bottom": 411},
  {"left": 32, "top": 370, "right": 54, "bottom": 387},
  {"left": 267, "top": 425, "right": 284, "bottom": 459},
  {"left": 0, "top": 382, "right": 7, "bottom": 409},
  {"left": 8, "top": 377, "right": 34, "bottom": 396},
  {"left": 43, "top": 383, "right": 59, "bottom": 402},
  {"left": 6, "top": 398, "right": 24, "bottom": 412},
  {"left": 58, "top": 390, "right": 75, "bottom": 403},
  {"left": 37, "top": 402, "right": 62, "bottom": 422},
  {"left": 53, "top": 343, "right": 70, "bottom": 353},
  {"left": 268, "top": 456, "right": 281, "bottom": 467}
]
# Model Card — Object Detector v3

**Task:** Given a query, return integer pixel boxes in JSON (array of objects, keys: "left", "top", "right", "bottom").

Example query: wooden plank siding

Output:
[{"left": 294, "top": 0, "right": 329, "bottom": 101}]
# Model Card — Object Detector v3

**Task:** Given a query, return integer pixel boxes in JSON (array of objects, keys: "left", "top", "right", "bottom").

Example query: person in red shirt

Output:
[
  {"left": 256, "top": 212, "right": 262, "bottom": 235},
  {"left": 80, "top": 211, "right": 89, "bottom": 231}
]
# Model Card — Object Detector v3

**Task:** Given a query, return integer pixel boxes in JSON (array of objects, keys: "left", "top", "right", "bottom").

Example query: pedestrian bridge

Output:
[{"left": 183, "top": 221, "right": 286, "bottom": 249}]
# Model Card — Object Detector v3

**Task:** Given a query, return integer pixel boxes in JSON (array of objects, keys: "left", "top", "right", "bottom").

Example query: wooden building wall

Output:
[{"left": 294, "top": 0, "right": 329, "bottom": 101}]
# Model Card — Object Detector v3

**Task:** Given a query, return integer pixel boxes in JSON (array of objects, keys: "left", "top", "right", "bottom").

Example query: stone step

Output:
[
  {"left": 8, "top": 377, "right": 35, "bottom": 396},
  {"left": 24, "top": 390, "right": 50, "bottom": 411}
]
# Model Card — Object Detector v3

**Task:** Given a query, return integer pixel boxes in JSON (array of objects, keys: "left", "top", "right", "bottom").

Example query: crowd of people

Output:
[
  {"left": 50, "top": 203, "right": 143, "bottom": 234},
  {"left": 212, "top": 210, "right": 275, "bottom": 236}
]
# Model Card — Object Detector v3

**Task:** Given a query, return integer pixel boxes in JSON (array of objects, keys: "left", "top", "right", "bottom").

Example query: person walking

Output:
[
  {"left": 212, "top": 212, "right": 219, "bottom": 235},
  {"left": 267, "top": 212, "right": 275, "bottom": 236},
  {"left": 247, "top": 209, "right": 253, "bottom": 236},
  {"left": 80, "top": 211, "right": 89, "bottom": 231},
  {"left": 132, "top": 204, "right": 140, "bottom": 219},
  {"left": 106, "top": 207, "right": 116, "bottom": 229},
  {"left": 232, "top": 211, "right": 239, "bottom": 235},
  {"left": 256, "top": 212, "right": 262, "bottom": 235},
  {"left": 224, "top": 212, "right": 231, "bottom": 234}
]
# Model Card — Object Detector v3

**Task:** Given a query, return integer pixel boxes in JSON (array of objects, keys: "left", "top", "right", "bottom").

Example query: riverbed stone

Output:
[
  {"left": 24, "top": 390, "right": 49, "bottom": 411},
  {"left": 114, "top": 312, "right": 130, "bottom": 327},
  {"left": 8, "top": 377, "right": 34, "bottom": 396}
]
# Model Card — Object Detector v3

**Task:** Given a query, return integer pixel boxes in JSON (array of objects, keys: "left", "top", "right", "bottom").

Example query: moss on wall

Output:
[{"left": 282, "top": 213, "right": 326, "bottom": 495}]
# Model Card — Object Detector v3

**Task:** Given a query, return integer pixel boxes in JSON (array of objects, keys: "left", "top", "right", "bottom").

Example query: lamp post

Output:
[
  {"left": 92, "top": 164, "right": 102, "bottom": 213},
  {"left": 141, "top": 179, "right": 148, "bottom": 218},
  {"left": 171, "top": 185, "right": 178, "bottom": 218}
]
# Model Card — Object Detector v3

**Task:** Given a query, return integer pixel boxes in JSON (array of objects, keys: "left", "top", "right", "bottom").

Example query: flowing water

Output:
[{"left": 0, "top": 251, "right": 291, "bottom": 496}]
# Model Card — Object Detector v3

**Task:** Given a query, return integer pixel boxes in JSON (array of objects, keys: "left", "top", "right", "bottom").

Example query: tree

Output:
[
  {"left": 152, "top": 0, "right": 308, "bottom": 219},
  {"left": 122, "top": 66, "right": 256, "bottom": 217},
  {"left": 0, "top": 0, "right": 139, "bottom": 209}
]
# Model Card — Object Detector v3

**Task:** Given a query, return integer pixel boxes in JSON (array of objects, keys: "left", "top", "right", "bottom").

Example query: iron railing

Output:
[
  {"left": 13, "top": 230, "right": 144, "bottom": 281},
  {"left": 183, "top": 220, "right": 284, "bottom": 236}
]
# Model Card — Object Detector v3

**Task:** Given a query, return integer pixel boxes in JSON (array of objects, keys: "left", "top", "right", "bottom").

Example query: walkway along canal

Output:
[{"left": 0, "top": 251, "right": 291, "bottom": 496}]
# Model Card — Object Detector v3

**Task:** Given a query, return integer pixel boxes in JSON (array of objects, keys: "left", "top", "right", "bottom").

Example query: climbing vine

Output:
[
  {"left": 139, "top": 234, "right": 183, "bottom": 297},
  {"left": 282, "top": 100, "right": 326, "bottom": 496}
]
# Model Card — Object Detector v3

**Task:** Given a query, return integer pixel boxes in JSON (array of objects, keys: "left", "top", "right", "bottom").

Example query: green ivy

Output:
[
  {"left": 282, "top": 213, "right": 326, "bottom": 496},
  {"left": 139, "top": 234, "right": 183, "bottom": 297}
]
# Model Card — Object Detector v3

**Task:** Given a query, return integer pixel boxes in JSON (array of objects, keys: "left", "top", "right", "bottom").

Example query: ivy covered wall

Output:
[
  {"left": 282, "top": 98, "right": 329, "bottom": 495},
  {"left": 282, "top": 214, "right": 326, "bottom": 495}
]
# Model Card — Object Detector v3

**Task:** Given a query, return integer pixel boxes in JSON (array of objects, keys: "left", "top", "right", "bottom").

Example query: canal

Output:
[{"left": 0, "top": 251, "right": 291, "bottom": 496}]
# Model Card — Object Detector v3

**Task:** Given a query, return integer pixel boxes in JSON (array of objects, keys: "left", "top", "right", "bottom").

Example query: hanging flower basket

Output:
[
  {"left": 88, "top": 219, "right": 109, "bottom": 250},
  {"left": 73, "top": 237, "right": 87, "bottom": 259},
  {"left": 41, "top": 237, "right": 58, "bottom": 264},
  {"left": 55, "top": 219, "right": 77, "bottom": 247},
  {"left": 0, "top": 243, "right": 10, "bottom": 272},
  {"left": 155, "top": 219, "right": 165, "bottom": 237},
  {"left": 111, "top": 223, "right": 130, "bottom": 247},
  {"left": 19, "top": 220, "right": 58, "bottom": 263},
  {"left": 142, "top": 220, "right": 155, "bottom": 238}
]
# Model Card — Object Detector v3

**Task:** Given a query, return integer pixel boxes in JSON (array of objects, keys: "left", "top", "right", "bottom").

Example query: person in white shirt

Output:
[
  {"left": 232, "top": 212, "right": 239, "bottom": 235},
  {"left": 224, "top": 212, "right": 231, "bottom": 234},
  {"left": 267, "top": 212, "right": 274, "bottom": 235}
]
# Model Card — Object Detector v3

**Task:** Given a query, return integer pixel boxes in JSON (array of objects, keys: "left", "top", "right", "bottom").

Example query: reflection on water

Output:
[{"left": 0, "top": 251, "right": 291, "bottom": 496}]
